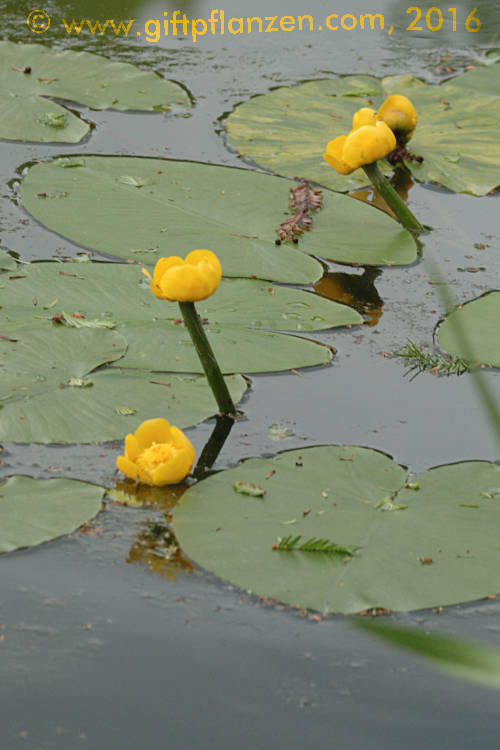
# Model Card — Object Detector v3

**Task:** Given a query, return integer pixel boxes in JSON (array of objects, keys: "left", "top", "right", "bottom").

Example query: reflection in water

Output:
[
  {"left": 352, "top": 166, "right": 414, "bottom": 218},
  {"left": 127, "top": 519, "right": 195, "bottom": 581},
  {"left": 113, "top": 414, "right": 235, "bottom": 580},
  {"left": 111, "top": 481, "right": 195, "bottom": 579},
  {"left": 111, "top": 479, "right": 188, "bottom": 512},
  {"left": 314, "top": 268, "right": 384, "bottom": 326}
]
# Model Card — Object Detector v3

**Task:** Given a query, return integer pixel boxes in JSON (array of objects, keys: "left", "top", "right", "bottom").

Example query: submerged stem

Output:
[
  {"left": 362, "top": 162, "right": 424, "bottom": 233},
  {"left": 178, "top": 301, "right": 236, "bottom": 418}
]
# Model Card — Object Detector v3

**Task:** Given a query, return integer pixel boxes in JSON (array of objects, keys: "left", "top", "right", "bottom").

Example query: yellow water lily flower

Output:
[
  {"left": 142, "top": 249, "right": 222, "bottom": 302},
  {"left": 323, "top": 120, "right": 396, "bottom": 175},
  {"left": 116, "top": 418, "right": 196, "bottom": 486},
  {"left": 377, "top": 95, "right": 418, "bottom": 142}
]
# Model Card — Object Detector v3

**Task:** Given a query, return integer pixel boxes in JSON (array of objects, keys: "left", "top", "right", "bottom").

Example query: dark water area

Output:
[{"left": 1, "top": 0, "right": 500, "bottom": 747}]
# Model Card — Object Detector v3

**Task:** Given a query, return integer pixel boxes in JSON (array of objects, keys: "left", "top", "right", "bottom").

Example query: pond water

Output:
[{"left": 1, "top": 0, "right": 500, "bottom": 747}]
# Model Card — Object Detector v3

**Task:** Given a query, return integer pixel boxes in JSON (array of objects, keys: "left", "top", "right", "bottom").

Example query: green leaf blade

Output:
[
  {"left": 0, "top": 41, "right": 189, "bottom": 143},
  {"left": 173, "top": 448, "right": 500, "bottom": 614},
  {"left": 20, "top": 157, "right": 416, "bottom": 276},
  {"left": 0, "top": 476, "right": 104, "bottom": 553}
]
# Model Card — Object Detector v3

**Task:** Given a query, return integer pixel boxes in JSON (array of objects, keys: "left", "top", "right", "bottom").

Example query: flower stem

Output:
[
  {"left": 192, "top": 415, "right": 234, "bottom": 480},
  {"left": 362, "top": 162, "right": 424, "bottom": 233},
  {"left": 178, "top": 301, "right": 236, "bottom": 418}
]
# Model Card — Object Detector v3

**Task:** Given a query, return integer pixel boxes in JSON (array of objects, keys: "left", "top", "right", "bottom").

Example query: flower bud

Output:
[
  {"left": 324, "top": 120, "right": 396, "bottom": 175},
  {"left": 142, "top": 249, "right": 222, "bottom": 302},
  {"left": 377, "top": 95, "right": 418, "bottom": 143}
]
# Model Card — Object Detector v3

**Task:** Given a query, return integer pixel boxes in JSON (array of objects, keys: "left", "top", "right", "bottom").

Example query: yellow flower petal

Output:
[
  {"left": 116, "top": 455, "right": 139, "bottom": 480},
  {"left": 352, "top": 107, "right": 377, "bottom": 130},
  {"left": 160, "top": 265, "right": 212, "bottom": 302},
  {"left": 170, "top": 425, "right": 190, "bottom": 448},
  {"left": 124, "top": 433, "right": 140, "bottom": 461},
  {"left": 137, "top": 465, "right": 154, "bottom": 484},
  {"left": 134, "top": 418, "right": 173, "bottom": 451},
  {"left": 323, "top": 136, "right": 356, "bottom": 174},
  {"left": 185, "top": 249, "right": 222, "bottom": 281},
  {"left": 142, "top": 250, "right": 222, "bottom": 302},
  {"left": 151, "top": 441, "right": 195, "bottom": 485},
  {"left": 343, "top": 121, "right": 396, "bottom": 168},
  {"left": 153, "top": 256, "right": 183, "bottom": 284},
  {"left": 377, "top": 95, "right": 418, "bottom": 141},
  {"left": 142, "top": 266, "right": 164, "bottom": 299}
]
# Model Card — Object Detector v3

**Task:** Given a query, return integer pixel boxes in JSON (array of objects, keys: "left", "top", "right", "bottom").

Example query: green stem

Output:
[
  {"left": 178, "top": 301, "right": 236, "bottom": 418},
  {"left": 362, "top": 162, "right": 424, "bottom": 233},
  {"left": 192, "top": 415, "right": 235, "bottom": 480}
]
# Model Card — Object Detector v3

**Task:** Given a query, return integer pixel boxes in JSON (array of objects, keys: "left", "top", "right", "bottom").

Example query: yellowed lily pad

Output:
[{"left": 226, "top": 66, "right": 500, "bottom": 195}]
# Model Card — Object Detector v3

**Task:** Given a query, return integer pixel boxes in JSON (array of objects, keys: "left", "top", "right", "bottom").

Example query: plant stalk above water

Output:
[
  {"left": 363, "top": 162, "right": 424, "bottom": 233},
  {"left": 179, "top": 301, "right": 236, "bottom": 418}
]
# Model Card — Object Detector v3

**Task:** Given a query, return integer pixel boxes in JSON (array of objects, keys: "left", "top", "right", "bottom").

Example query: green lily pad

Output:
[
  {"left": 0, "top": 476, "right": 104, "bottom": 553},
  {"left": 20, "top": 157, "right": 417, "bottom": 276},
  {"left": 0, "top": 248, "right": 16, "bottom": 271},
  {"left": 226, "top": 66, "right": 500, "bottom": 195},
  {"left": 173, "top": 446, "right": 500, "bottom": 613},
  {"left": 0, "top": 40, "right": 189, "bottom": 143},
  {"left": 438, "top": 292, "right": 500, "bottom": 367},
  {"left": 0, "top": 261, "right": 359, "bottom": 373},
  {"left": 0, "top": 324, "right": 246, "bottom": 443}
]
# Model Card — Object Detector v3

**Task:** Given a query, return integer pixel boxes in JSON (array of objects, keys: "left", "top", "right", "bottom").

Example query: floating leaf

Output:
[
  {"left": 438, "top": 291, "right": 500, "bottom": 367},
  {"left": 173, "top": 447, "right": 500, "bottom": 613},
  {"left": 0, "top": 324, "right": 246, "bottom": 443},
  {"left": 56, "top": 158, "right": 86, "bottom": 169},
  {"left": 115, "top": 405, "right": 138, "bottom": 416},
  {"left": 0, "top": 40, "right": 189, "bottom": 143},
  {"left": 0, "top": 476, "right": 104, "bottom": 553},
  {"left": 268, "top": 423, "right": 295, "bottom": 441},
  {"left": 67, "top": 377, "right": 93, "bottom": 388},
  {"left": 40, "top": 112, "right": 66, "bottom": 129},
  {"left": 226, "top": 66, "right": 500, "bottom": 195},
  {"left": 20, "top": 157, "right": 417, "bottom": 275},
  {"left": 356, "top": 621, "right": 500, "bottom": 691},
  {"left": 116, "top": 175, "right": 155, "bottom": 188},
  {"left": 233, "top": 481, "right": 266, "bottom": 498},
  {"left": 0, "top": 261, "right": 361, "bottom": 373},
  {"left": 54, "top": 311, "right": 117, "bottom": 329},
  {"left": 375, "top": 496, "right": 408, "bottom": 512},
  {"left": 0, "top": 248, "right": 16, "bottom": 272}
]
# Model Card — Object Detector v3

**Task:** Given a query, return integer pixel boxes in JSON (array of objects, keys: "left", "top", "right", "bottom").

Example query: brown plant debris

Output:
[
  {"left": 386, "top": 145, "right": 423, "bottom": 166},
  {"left": 275, "top": 178, "right": 323, "bottom": 244}
]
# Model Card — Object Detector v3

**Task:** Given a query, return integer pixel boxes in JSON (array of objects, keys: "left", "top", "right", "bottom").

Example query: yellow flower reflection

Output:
[
  {"left": 142, "top": 249, "right": 222, "bottom": 302},
  {"left": 116, "top": 418, "right": 195, "bottom": 487}
]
